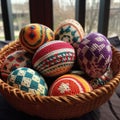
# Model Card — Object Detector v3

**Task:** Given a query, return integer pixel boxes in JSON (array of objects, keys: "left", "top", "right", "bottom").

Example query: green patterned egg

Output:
[
  {"left": 7, "top": 67, "right": 48, "bottom": 96},
  {"left": 54, "top": 19, "right": 84, "bottom": 49}
]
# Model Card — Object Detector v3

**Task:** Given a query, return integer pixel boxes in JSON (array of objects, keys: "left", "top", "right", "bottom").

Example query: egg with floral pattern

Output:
[{"left": 49, "top": 74, "right": 92, "bottom": 96}]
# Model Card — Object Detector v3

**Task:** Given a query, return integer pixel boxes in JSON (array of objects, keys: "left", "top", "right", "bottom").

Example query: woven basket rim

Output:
[
  {"left": 0, "top": 40, "right": 120, "bottom": 104},
  {"left": 0, "top": 74, "right": 120, "bottom": 103}
]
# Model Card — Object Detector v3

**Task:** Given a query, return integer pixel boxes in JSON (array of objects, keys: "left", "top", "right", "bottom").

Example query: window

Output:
[
  {"left": 53, "top": 0, "right": 76, "bottom": 30},
  {"left": 0, "top": 0, "right": 30, "bottom": 41},
  {"left": 1, "top": 0, "right": 120, "bottom": 40},
  {"left": 0, "top": 1, "right": 5, "bottom": 40},
  {"left": 11, "top": 0, "right": 30, "bottom": 39},
  {"left": 85, "top": 0, "right": 100, "bottom": 35},
  {"left": 108, "top": 0, "right": 120, "bottom": 37}
]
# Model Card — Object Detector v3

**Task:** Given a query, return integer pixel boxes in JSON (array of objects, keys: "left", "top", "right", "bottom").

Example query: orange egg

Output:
[
  {"left": 49, "top": 74, "right": 92, "bottom": 96},
  {"left": 19, "top": 23, "right": 54, "bottom": 54}
]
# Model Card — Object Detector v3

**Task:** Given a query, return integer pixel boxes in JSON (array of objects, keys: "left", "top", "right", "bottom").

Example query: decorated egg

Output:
[
  {"left": 70, "top": 70, "right": 91, "bottom": 81},
  {"left": 32, "top": 40, "right": 76, "bottom": 77},
  {"left": 19, "top": 23, "right": 54, "bottom": 54},
  {"left": 54, "top": 19, "right": 84, "bottom": 49},
  {"left": 0, "top": 50, "right": 32, "bottom": 82},
  {"left": 77, "top": 32, "right": 112, "bottom": 78},
  {"left": 49, "top": 74, "right": 92, "bottom": 96},
  {"left": 89, "top": 68, "right": 113, "bottom": 89},
  {"left": 7, "top": 67, "right": 48, "bottom": 96}
]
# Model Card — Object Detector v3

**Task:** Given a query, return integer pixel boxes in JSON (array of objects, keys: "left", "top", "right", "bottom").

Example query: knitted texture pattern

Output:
[
  {"left": 19, "top": 23, "right": 54, "bottom": 53},
  {"left": 54, "top": 19, "right": 84, "bottom": 49},
  {"left": 7, "top": 67, "right": 48, "bottom": 96},
  {"left": 49, "top": 74, "right": 92, "bottom": 96},
  {"left": 0, "top": 38, "right": 120, "bottom": 120},
  {"left": 77, "top": 32, "right": 112, "bottom": 78},
  {"left": 32, "top": 40, "right": 76, "bottom": 77},
  {"left": 1, "top": 50, "right": 32, "bottom": 81},
  {"left": 89, "top": 68, "right": 113, "bottom": 89}
]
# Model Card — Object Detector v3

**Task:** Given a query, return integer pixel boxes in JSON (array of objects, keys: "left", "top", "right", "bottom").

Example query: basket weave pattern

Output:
[{"left": 0, "top": 40, "right": 120, "bottom": 119}]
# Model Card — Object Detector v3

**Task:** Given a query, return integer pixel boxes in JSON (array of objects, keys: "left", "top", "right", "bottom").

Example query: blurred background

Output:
[{"left": 0, "top": 0, "right": 120, "bottom": 40}]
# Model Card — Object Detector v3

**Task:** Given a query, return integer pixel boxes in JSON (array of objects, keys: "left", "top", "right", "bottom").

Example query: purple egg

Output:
[{"left": 77, "top": 32, "right": 112, "bottom": 78}]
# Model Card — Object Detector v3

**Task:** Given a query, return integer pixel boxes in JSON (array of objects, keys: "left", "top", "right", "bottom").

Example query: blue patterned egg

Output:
[
  {"left": 77, "top": 32, "right": 112, "bottom": 78},
  {"left": 7, "top": 67, "right": 48, "bottom": 96}
]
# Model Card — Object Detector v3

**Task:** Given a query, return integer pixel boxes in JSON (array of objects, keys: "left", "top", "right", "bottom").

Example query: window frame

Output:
[{"left": 1, "top": 0, "right": 111, "bottom": 40}]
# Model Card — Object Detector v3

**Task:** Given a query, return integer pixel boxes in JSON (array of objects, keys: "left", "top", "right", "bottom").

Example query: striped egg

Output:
[
  {"left": 77, "top": 32, "right": 112, "bottom": 78},
  {"left": 54, "top": 19, "right": 84, "bottom": 49},
  {"left": 49, "top": 74, "right": 92, "bottom": 96},
  {"left": 19, "top": 23, "right": 54, "bottom": 54},
  {"left": 32, "top": 41, "right": 76, "bottom": 77}
]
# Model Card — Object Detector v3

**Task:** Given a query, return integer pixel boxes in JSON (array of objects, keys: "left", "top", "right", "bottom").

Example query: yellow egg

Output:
[{"left": 19, "top": 23, "right": 54, "bottom": 54}]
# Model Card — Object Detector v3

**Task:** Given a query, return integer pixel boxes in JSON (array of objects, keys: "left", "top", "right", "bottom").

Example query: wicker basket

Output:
[{"left": 0, "top": 40, "right": 120, "bottom": 120}]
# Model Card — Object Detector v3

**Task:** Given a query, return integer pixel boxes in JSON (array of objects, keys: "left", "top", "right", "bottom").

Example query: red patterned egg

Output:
[
  {"left": 32, "top": 41, "right": 76, "bottom": 77},
  {"left": 19, "top": 23, "right": 54, "bottom": 54},
  {"left": 54, "top": 19, "right": 84, "bottom": 49},
  {"left": 49, "top": 74, "right": 92, "bottom": 96},
  {"left": 0, "top": 50, "right": 32, "bottom": 82}
]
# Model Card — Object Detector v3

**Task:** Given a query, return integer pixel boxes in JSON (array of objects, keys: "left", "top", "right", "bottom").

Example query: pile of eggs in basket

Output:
[{"left": 0, "top": 19, "right": 113, "bottom": 96}]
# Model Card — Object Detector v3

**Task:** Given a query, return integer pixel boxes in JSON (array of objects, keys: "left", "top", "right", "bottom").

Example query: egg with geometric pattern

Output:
[
  {"left": 19, "top": 23, "right": 54, "bottom": 54},
  {"left": 7, "top": 67, "right": 48, "bottom": 96},
  {"left": 32, "top": 40, "right": 76, "bottom": 77},
  {"left": 89, "top": 68, "right": 113, "bottom": 89},
  {"left": 0, "top": 50, "right": 32, "bottom": 82},
  {"left": 54, "top": 19, "right": 84, "bottom": 49},
  {"left": 77, "top": 32, "right": 112, "bottom": 78}
]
